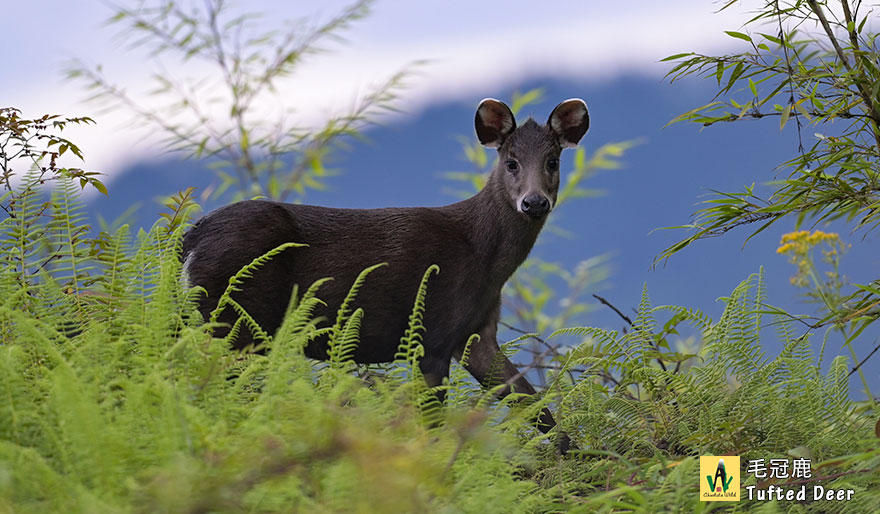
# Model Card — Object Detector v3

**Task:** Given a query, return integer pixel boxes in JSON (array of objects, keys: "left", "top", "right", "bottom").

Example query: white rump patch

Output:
[{"left": 180, "top": 250, "right": 195, "bottom": 288}]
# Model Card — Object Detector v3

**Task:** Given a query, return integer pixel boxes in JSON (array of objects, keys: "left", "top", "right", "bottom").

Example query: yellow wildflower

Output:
[
  {"left": 776, "top": 230, "right": 840, "bottom": 254},
  {"left": 777, "top": 229, "right": 847, "bottom": 296},
  {"left": 779, "top": 230, "right": 810, "bottom": 244}
]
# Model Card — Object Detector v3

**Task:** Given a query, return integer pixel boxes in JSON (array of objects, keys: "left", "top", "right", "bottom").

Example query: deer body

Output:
[{"left": 182, "top": 99, "right": 589, "bottom": 450}]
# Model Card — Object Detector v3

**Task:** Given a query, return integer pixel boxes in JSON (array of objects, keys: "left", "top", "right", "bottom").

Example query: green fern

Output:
[
  {"left": 395, "top": 264, "right": 438, "bottom": 367},
  {"left": 328, "top": 307, "right": 364, "bottom": 367},
  {"left": 1, "top": 169, "right": 48, "bottom": 292},
  {"left": 324, "top": 262, "right": 386, "bottom": 351},
  {"left": 46, "top": 178, "right": 92, "bottom": 296},
  {"left": 206, "top": 241, "right": 305, "bottom": 345},
  {"left": 1, "top": 181, "right": 877, "bottom": 512},
  {"left": 274, "top": 278, "right": 332, "bottom": 349},
  {"left": 90, "top": 225, "right": 132, "bottom": 303}
]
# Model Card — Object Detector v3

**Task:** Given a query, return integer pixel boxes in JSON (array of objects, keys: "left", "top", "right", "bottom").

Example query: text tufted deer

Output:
[{"left": 182, "top": 98, "right": 589, "bottom": 452}]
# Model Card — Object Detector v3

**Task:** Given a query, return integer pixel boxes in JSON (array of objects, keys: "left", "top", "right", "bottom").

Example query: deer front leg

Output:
[
  {"left": 391, "top": 353, "right": 449, "bottom": 430},
  {"left": 419, "top": 354, "right": 452, "bottom": 406},
  {"left": 454, "top": 303, "right": 570, "bottom": 453}
]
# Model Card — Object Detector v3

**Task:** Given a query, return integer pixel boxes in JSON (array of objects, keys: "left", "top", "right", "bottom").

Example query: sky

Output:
[{"left": 3, "top": 0, "right": 759, "bottom": 180}]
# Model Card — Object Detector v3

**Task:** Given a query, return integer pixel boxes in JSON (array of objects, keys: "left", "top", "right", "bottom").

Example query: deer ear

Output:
[
  {"left": 548, "top": 99, "right": 589, "bottom": 148},
  {"left": 475, "top": 98, "right": 516, "bottom": 148}
]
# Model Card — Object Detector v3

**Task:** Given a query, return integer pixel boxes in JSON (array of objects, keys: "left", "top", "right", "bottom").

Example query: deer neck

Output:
[{"left": 453, "top": 174, "right": 545, "bottom": 288}]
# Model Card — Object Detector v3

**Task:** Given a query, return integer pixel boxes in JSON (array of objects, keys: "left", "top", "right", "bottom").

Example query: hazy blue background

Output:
[{"left": 4, "top": 1, "right": 878, "bottom": 394}]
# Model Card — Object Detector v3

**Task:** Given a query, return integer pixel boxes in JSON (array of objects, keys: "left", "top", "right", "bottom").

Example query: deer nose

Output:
[{"left": 521, "top": 193, "right": 550, "bottom": 218}]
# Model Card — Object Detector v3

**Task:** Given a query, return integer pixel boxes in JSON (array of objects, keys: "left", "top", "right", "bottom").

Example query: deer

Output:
[{"left": 181, "top": 98, "right": 589, "bottom": 453}]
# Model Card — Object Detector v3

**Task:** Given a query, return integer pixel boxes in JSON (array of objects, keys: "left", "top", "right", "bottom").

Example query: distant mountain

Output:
[{"left": 90, "top": 75, "right": 879, "bottom": 395}]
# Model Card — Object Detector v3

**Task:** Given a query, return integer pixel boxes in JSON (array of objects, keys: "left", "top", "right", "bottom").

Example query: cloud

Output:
[{"left": 4, "top": 0, "right": 759, "bottom": 188}]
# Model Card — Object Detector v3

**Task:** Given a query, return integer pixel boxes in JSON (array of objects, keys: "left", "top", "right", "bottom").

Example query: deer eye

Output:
[
  {"left": 506, "top": 160, "right": 519, "bottom": 172},
  {"left": 547, "top": 158, "right": 560, "bottom": 172}
]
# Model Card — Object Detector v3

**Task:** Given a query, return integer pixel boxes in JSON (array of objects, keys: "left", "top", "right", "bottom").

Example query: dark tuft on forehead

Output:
[{"left": 502, "top": 117, "right": 558, "bottom": 154}]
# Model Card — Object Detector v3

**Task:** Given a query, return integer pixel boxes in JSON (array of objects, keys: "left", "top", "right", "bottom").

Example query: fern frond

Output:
[
  {"left": 225, "top": 297, "right": 272, "bottom": 346},
  {"left": 457, "top": 333, "right": 479, "bottom": 368},
  {"left": 328, "top": 307, "right": 364, "bottom": 367},
  {"left": 704, "top": 273, "right": 768, "bottom": 378},
  {"left": 327, "top": 262, "right": 386, "bottom": 346},
  {"left": 629, "top": 285, "right": 657, "bottom": 357},
  {"left": 550, "top": 326, "right": 630, "bottom": 362},
  {"left": 91, "top": 225, "right": 132, "bottom": 302},
  {"left": 46, "top": 178, "right": 93, "bottom": 295},
  {"left": 208, "top": 241, "right": 304, "bottom": 325},
  {"left": 395, "top": 264, "right": 439, "bottom": 367},
  {"left": 1, "top": 169, "right": 50, "bottom": 304},
  {"left": 652, "top": 304, "right": 713, "bottom": 334},
  {"left": 222, "top": 316, "right": 246, "bottom": 349},
  {"left": 752, "top": 266, "right": 767, "bottom": 343},
  {"left": 823, "top": 355, "right": 852, "bottom": 421},
  {"left": 274, "top": 278, "right": 331, "bottom": 349}
]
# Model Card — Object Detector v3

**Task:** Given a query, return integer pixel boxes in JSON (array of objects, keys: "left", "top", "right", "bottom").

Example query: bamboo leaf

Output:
[
  {"left": 725, "top": 31, "right": 752, "bottom": 42},
  {"left": 780, "top": 103, "right": 792, "bottom": 130}
]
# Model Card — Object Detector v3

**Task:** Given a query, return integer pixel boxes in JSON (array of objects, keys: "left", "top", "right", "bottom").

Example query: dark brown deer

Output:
[{"left": 181, "top": 98, "right": 589, "bottom": 452}]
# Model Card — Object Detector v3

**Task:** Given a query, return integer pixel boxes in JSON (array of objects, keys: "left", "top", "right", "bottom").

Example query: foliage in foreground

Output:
[{"left": 0, "top": 180, "right": 877, "bottom": 513}]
